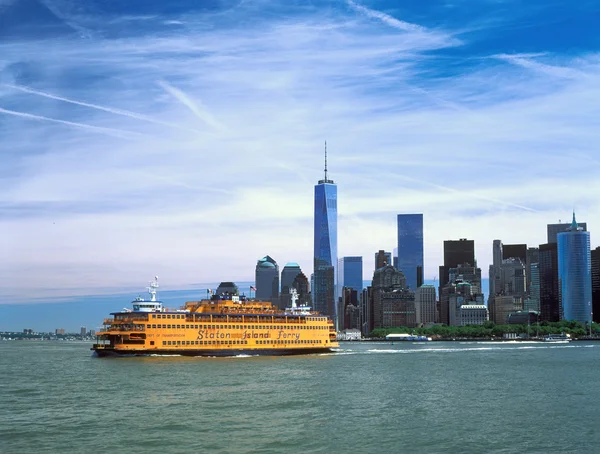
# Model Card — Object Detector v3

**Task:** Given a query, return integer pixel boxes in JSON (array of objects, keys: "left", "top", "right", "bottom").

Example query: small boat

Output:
[
  {"left": 385, "top": 333, "right": 432, "bottom": 342},
  {"left": 543, "top": 333, "right": 571, "bottom": 343}
]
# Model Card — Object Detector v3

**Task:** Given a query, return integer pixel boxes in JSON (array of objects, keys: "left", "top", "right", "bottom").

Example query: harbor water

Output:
[{"left": 1, "top": 341, "right": 599, "bottom": 453}]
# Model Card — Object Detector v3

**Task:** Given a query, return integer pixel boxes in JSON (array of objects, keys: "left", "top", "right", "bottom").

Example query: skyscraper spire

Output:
[
  {"left": 570, "top": 211, "right": 578, "bottom": 231},
  {"left": 318, "top": 140, "right": 334, "bottom": 184},
  {"left": 324, "top": 140, "right": 328, "bottom": 181}
]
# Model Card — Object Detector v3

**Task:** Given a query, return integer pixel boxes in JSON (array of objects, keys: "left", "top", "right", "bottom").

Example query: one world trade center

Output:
[{"left": 313, "top": 142, "right": 338, "bottom": 323}]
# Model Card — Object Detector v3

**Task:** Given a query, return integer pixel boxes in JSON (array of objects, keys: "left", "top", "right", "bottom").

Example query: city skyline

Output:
[{"left": 2, "top": 0, "right": 600, "bottom": 304}]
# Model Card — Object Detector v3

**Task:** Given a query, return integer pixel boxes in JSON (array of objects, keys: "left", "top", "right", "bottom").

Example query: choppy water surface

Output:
[{"left": 1, "top": 341, "right": 599, "bottom": 453}]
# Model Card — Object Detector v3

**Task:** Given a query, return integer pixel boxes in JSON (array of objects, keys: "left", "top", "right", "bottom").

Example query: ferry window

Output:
[
  {"left": 167, "top": 341, "right": 172, "bottom": 345},
  {"left": 150, "top": 341, "right": 155, "bottom": 346},
  {"left": 167, "top": 325, "right": 171, "bottom": 329},
  {"left": 177, "top": 341, "right": 181, "bottom": 345},
  {"left": 163, "top": 341, "right": 166, "bottom": 345}
]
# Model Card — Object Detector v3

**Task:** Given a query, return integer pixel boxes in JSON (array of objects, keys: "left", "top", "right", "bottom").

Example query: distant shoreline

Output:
[{"left": 347, "top": 337, "right": 600, "bottom": 342}]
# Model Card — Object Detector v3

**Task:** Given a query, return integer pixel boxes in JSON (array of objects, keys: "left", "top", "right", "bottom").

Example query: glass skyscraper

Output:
[
  {"left": 280, "top": 262, "right": 302, "bottom": 309},
  {"left": 313, "top": 144, "right": 337, "bottom": 320},
  {"left": 539, "top": 242, "right": 560, "bottom": 322},
  {"left": 255, "top": 255, "right": 279, "bottom": 303},
  {"left": 397, "top": 214, "right": 424, "bottom": 291},
  {"left": 337, "top": 256, "right": 363, "bottom": 296},
  {"left": 557, "top": 214, "right": 592, "bottom": 324}
]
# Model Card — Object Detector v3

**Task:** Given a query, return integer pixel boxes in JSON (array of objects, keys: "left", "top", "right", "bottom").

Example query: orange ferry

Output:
[{"left": 92, "top": 278, "right": 339, "bottom": 357}]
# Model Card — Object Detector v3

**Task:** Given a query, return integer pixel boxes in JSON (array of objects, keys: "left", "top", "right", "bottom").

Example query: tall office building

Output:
[
  {"left": 488, "top": 258, "right": 526, "bottom": 324},
  {"left": 216, "top": 281, "right": 239, "bottom": 295},
  {"left": 360, "top": 287, "right": 373, "bottom": 335},
  {"left": 292, "top": 272, "right": 311, "bottom": 306},
  {"left": 281, "top": 263, "right": 302, "bottom": 293},
  {"left": 415, "top": 285, "right": 436, "bottom": 325},
  {"left": 591, "top": 247, "right": 600, "bottom": 323},
  {"left": 255, "top": 256, "right": 279, "bottom": 303},
  {"left": 445, "top": 239, "right": 475, "bottom": 267},
  {"left": 526, "top": 247, "right": 539, "bottom": 278},
  {"left": 539, "top": 243, "right": 559, "bottom": 322},
  {"left": 548, "top": 221, "right": 587, "bottom": 244},
  {"left": 557, "top": 214, "right": 592, "bottom": 324},
  {"left": 499, "top": 258, "right": 526, "bottom": 296},
  {"left": 502, "top": 244, "right": 527, "bottom": 263},
  {"left": 489, "top": 240, "right": 502, "bottom": 299},
  {"left": 313, "top": 142, "right": 337, "bottom": 320},
  {"left": 370, "top": 265, "right": 415, "bottom": 328},
  {"left": 440, "top": 264, "right": 483, "bottom": 325},
  {"left": 525, "top": 262, "right": 540, "bottom": 312},
  {"left": 337, "top": 256, "right": 363, "bottom": 296},
  {"left": 397, "top": 214, "right": 424, "bottom": 291},
  {"left": 340, "top": 287, "right": 361, "bottom": 331},
  {"left": 375, "top": 250, "right": 392, "bottom": 270},
  {"left": 280, "top": 262, "right": 302, "bottom": 309},
  {"left": 439, "top": 239, "right": 475, "bottom": 297}
]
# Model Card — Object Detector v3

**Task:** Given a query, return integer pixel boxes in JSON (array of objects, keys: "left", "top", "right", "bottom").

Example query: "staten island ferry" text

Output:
[{"left": 196, "top": 330, "right": 300, "bottom": 340}]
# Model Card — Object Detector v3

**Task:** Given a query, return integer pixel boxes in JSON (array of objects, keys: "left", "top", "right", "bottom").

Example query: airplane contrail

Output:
[
  {"left": 158, "top": 80, "right": 225, "bottom": 132},
  {"left": 2, "top": 84, "right": 202, "bottom": 133},
  {"left": 0, "top": 106, "right": 145, "bottom": 139},
  {"left": 135, "top": 170, "right": 233, "bottom": 195},
  {"left": 394, "top": 173, "right": 538, "bottom": 212},
  {"left": 347, "top": 0, "right": 426, "bottom": 33}
]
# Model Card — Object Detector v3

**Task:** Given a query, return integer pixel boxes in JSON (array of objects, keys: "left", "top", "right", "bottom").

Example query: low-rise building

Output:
[
  {"left": 337, "top": 329, "right": 362, "bottom": 341},
  {"left": 458, "top": 305, "right": 489, "bottom": 326}
]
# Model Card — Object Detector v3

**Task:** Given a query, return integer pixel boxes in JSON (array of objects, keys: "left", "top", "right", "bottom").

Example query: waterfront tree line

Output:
[{"left": 369, "top": 320, "right": 600, "bottom": 340}]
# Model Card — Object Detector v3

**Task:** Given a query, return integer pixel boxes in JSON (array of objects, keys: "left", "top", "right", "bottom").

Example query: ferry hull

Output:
[{"left": 92, "top": 347, "right": 336, "bottom": 358}]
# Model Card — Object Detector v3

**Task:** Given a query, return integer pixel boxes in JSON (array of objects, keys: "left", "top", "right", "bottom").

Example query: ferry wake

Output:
[{"left": 92, "top": 278, "right": 339, "bottom": 357}]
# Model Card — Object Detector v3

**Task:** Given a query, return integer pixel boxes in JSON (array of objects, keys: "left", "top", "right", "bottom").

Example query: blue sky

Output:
[{"left": 1, "top": 0, "right": 600, "bottom": 311}]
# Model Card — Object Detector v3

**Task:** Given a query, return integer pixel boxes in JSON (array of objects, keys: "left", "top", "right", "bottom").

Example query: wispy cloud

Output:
[
  {"left": 346, "top": 0, "right": 425, "bottom": 33},
  {"left": 3, "top": 84, "right": 203, "bottom": 133},
  {"left": 158, "top": 80, "right": 226, "bottom": 132},
  {"left": 0, "top": 106, "right": 144, "bottom": 139},
  {"left": 494, "top": 54, "right": 586, "bottom": 79}
]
